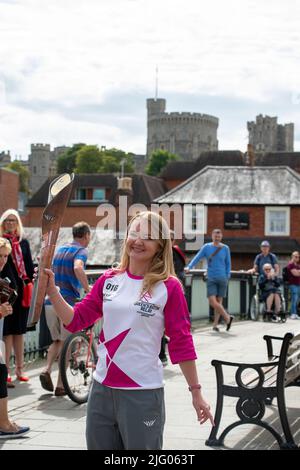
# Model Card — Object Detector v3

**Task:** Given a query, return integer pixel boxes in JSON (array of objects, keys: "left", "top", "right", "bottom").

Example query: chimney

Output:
[
  {"left": 115, "top": 177, "right": 133, "bottom": 208},
  {"left": 117, "top": 177, "right": 132, "bottom": 192},
  {"left": 246, "top": 144, "right": 256, "bottom": 167}
]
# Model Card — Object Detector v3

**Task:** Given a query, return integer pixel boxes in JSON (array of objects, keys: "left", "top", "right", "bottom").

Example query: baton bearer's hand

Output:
[
  {"left": 33, "top": 266, "right": 57, "bottom": 297},
  {"left": 43, "top": 268, "right": 57, "bottom": 297}
]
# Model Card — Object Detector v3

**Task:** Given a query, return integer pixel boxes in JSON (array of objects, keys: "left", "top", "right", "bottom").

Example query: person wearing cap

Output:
[{"left": 248, "top": 241, "right": 280, "bottom": 276}]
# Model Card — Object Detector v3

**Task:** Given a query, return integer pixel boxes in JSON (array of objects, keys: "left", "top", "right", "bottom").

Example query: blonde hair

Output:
[
  {"left": 0, "top": 209, "right": 24, "bottom": 239},
  {"left": 115, "top": 211, "right": 176, "bottom": 296},
  {"left": 0, "top": 237, "right": 12, "bottom": 253}
]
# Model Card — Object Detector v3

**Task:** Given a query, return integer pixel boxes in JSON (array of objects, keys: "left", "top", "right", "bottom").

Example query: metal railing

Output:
[{"left": 184, "top": 269, "right": 256, "bottom": 321}]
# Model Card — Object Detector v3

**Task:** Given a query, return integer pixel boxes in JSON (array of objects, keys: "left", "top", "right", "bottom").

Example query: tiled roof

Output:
[
  {"left": 155, "top": 166, "right": 300, "bottom": 205},
  {"left": 27, "top": 173, "right": 167, "bottom": 207}
]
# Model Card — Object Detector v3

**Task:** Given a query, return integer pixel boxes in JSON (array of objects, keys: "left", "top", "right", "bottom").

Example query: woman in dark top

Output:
[
  {"left": 0, "top": 236, "right": 30, "bottom": 438},
  {"left": 0, "top": 209, "right": 34, "bottom": 383}
]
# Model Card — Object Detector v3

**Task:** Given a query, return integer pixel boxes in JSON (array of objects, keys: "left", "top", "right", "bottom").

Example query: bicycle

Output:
[{"left": 59, "top": 324, "right": 99, "bottom": 404}]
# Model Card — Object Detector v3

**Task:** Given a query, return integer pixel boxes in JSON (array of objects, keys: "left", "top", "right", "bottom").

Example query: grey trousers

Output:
[{"left": 86, "top": 380, "right": 165, "bottom": 450}]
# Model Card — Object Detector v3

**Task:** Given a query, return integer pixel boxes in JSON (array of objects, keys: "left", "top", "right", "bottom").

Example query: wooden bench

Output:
[{"left": 206, "top": 331, "right": 300, "bottom": 450}]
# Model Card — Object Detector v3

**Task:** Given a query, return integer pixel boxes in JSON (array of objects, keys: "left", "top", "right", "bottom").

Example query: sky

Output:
[{"left": 0, "top": 0, "right": 300, "bottom": 159}]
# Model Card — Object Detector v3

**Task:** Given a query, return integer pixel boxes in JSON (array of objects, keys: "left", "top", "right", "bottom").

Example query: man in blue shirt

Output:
[
  {"left": 185, "top": 228, "right": 233, "bottom": 332},
  {"left": 40, "top": 221, "right": 91, "bottom": 396},
  {"left": 248, "top": 240, "right": 279, "bottom": 276}
]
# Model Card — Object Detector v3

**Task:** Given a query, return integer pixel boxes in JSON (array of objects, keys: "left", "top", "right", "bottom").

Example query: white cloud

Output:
[{"left": 0, "top": 0, "right": 299, "bottom": 156}]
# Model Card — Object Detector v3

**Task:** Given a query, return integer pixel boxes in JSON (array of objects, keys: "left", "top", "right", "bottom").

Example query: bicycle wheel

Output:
[
  {"left": 60, "top": 331, "right": 97, "bottom": 404},
  {"left": 250, "top": 295, "right": 260, "bottom": 321}
]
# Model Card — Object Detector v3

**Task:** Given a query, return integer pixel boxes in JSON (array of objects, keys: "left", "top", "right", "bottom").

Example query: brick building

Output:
[
  {"left": 0, "top": 168, "right": 19, "bottom": 214},
  {"left": 155, "top": 166, "right": 300, "bottom": 271},
  {"left": 23, "top": 173, "right": 167, "bottom": 229}
]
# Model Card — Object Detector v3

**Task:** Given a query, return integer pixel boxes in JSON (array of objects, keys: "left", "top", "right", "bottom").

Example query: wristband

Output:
[{"left": 188, "top": 384, "right": 202, "bottom": 392}]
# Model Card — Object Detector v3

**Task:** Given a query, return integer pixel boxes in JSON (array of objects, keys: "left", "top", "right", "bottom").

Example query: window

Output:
[
  {"left": 265, "top": 207, "right": 290, "bottom": 236},
  {"left": 76, "top": 188, "right": 87, "bottom": 200},
  {"left": 93, "top": 188, "right": 105, "bottom": 201},
  {"left": 73, "top": 187, "right": 106, "bottom": 202},
  {"left": 183, "top": 204, "right": 207, "bottom": 234}
]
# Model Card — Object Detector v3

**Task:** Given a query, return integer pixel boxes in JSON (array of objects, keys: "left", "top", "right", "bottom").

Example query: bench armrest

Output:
[
  {"left": 211, "top": 358, "right": 279, "bottom": 369},
  {"left": 263, "top": 334, "right": 285, "bottom": 360}
]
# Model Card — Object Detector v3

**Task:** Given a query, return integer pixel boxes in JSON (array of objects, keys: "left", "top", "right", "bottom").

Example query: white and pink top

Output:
[{"left": 66, "top": 269, "right": 197, "bottom": 390}]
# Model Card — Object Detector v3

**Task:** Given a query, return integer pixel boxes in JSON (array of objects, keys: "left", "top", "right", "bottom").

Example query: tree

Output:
[
  {"left": 6, "top": 161, "right": 30, "bottom": 194},
  {"left": 75, "top": 145, "right": 103, "bottom": 173},
  {"left": 100, "top": 148, "right": 134, "bottom": 174},
  {"left": 146, "top": 149, "right": 179, "bottom": 176},
  {"left": 101, "top": 155, "right": 120, "bottom": 173},
  {"left": 58, "top": 144, "right": 135, "bottom": 175},
  {"left": 57, "top": 143, "right": 86, "bottom": 174}
]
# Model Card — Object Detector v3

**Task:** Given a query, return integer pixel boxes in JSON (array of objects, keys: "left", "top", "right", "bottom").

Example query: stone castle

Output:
[
  {"left": 29, "top": 144, "right": 70, "bottom": 195},
  {"left": 5, "top": 102, "right": 295, "bottom": 196},
  {"left": 0, "top": 150, "right": 11, "bottom": 167},
  {"left": 146, "top": 98, "right": 219, "bottom": 160},
  {"left": 247, "top": 114, "right": 294, "bottom": 152}
]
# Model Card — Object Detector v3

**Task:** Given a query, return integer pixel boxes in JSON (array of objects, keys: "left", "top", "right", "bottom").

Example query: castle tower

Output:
[
  {"left": 147, "top": 98, "right": 166, "bottom": 117},
  {"left": 146, "top": 98, "right": 218, "bottom": 160},
  {"left": 247, "top": 115, "right": 294, "bottom": 152},
  {"left": 29, "top": 144, "right": 52, "bottom": 194}
]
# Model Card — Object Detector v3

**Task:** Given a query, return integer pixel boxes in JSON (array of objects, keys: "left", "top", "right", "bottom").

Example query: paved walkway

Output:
[{"left": 1, "top": 319, "right": 300, "bottom": 450}]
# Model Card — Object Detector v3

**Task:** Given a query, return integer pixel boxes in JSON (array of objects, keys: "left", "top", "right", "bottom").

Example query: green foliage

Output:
[
  {"left": 6, "top": 161, "right": 30, "bottom": 194},
  {"left": 100, "top": 148, "right": 134, "bottom": 174},
  {"left": 57, "top": 143, "right": 86, "bottom": 174},
  {"left": 76, "top": 145, "right": 103, "bottom": 173},
  {"left": 57, "top": 144, "right": 135, "bottom": 175},
  {"left": 146, "top": 149, "right": 179, "bottom": 176}
]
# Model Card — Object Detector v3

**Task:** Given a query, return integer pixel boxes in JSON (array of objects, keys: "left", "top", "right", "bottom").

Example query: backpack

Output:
[
  {"left": 282, "top": 266, "right": 289, "bottom": 283},
  {"left": 257, "top": 252, "right": 277, "bottom": 268}
]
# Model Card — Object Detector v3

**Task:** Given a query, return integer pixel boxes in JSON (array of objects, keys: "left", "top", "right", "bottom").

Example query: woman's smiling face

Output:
[{"left": 126, "top": 218, "right": 160, "bottom": 265}]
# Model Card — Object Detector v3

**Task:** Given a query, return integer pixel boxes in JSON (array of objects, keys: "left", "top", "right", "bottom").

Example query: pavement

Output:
[{"left": 1, "top": 318, "right": 300, "bottom": 451}]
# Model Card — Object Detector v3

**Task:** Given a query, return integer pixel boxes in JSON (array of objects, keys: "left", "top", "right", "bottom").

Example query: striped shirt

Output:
[{"left": 45, "top": 241, "right": 88, "bottom": 306}]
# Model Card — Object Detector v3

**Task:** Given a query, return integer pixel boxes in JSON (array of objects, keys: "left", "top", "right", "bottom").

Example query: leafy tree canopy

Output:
[
  {"left": 145, "top": 149, "right": 179, "bottom": 176},
  {"left": 100, "top": 148, "right": 134, "bottom": 174},
  {"left": 57, "top": 144, "right": 135, "bottom": 175},
  {"left": 56, "top": 143, "right": 86, "bottom": 174},
  {"left": 75, "top": 145, "right": 103, "bottom": 173},
  {"left": 6, "top": 160, "right": 30, "bottom": 194}
]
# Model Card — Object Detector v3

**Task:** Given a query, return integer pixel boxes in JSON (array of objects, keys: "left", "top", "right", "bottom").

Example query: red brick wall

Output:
[
  {"left": 291, "top": 206, "right": 300, "bottom": 239},
  {"left": 0, "top": 169, "right": 19, "bottom": 213},
  {"left": 207, "top": 206, "right": 264, "bottom": 238},
  {"left": 165, "top": 179, "right": 184, "bottom": 191},
  {"left": 207, "top": 205, "right": 300, "bottom": 240},
  {"left": 22, "top": 206, "right": 104, "bottom": 228},
  {"left": 23, "top": 205, "right": 150, "bottom": 229}
]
